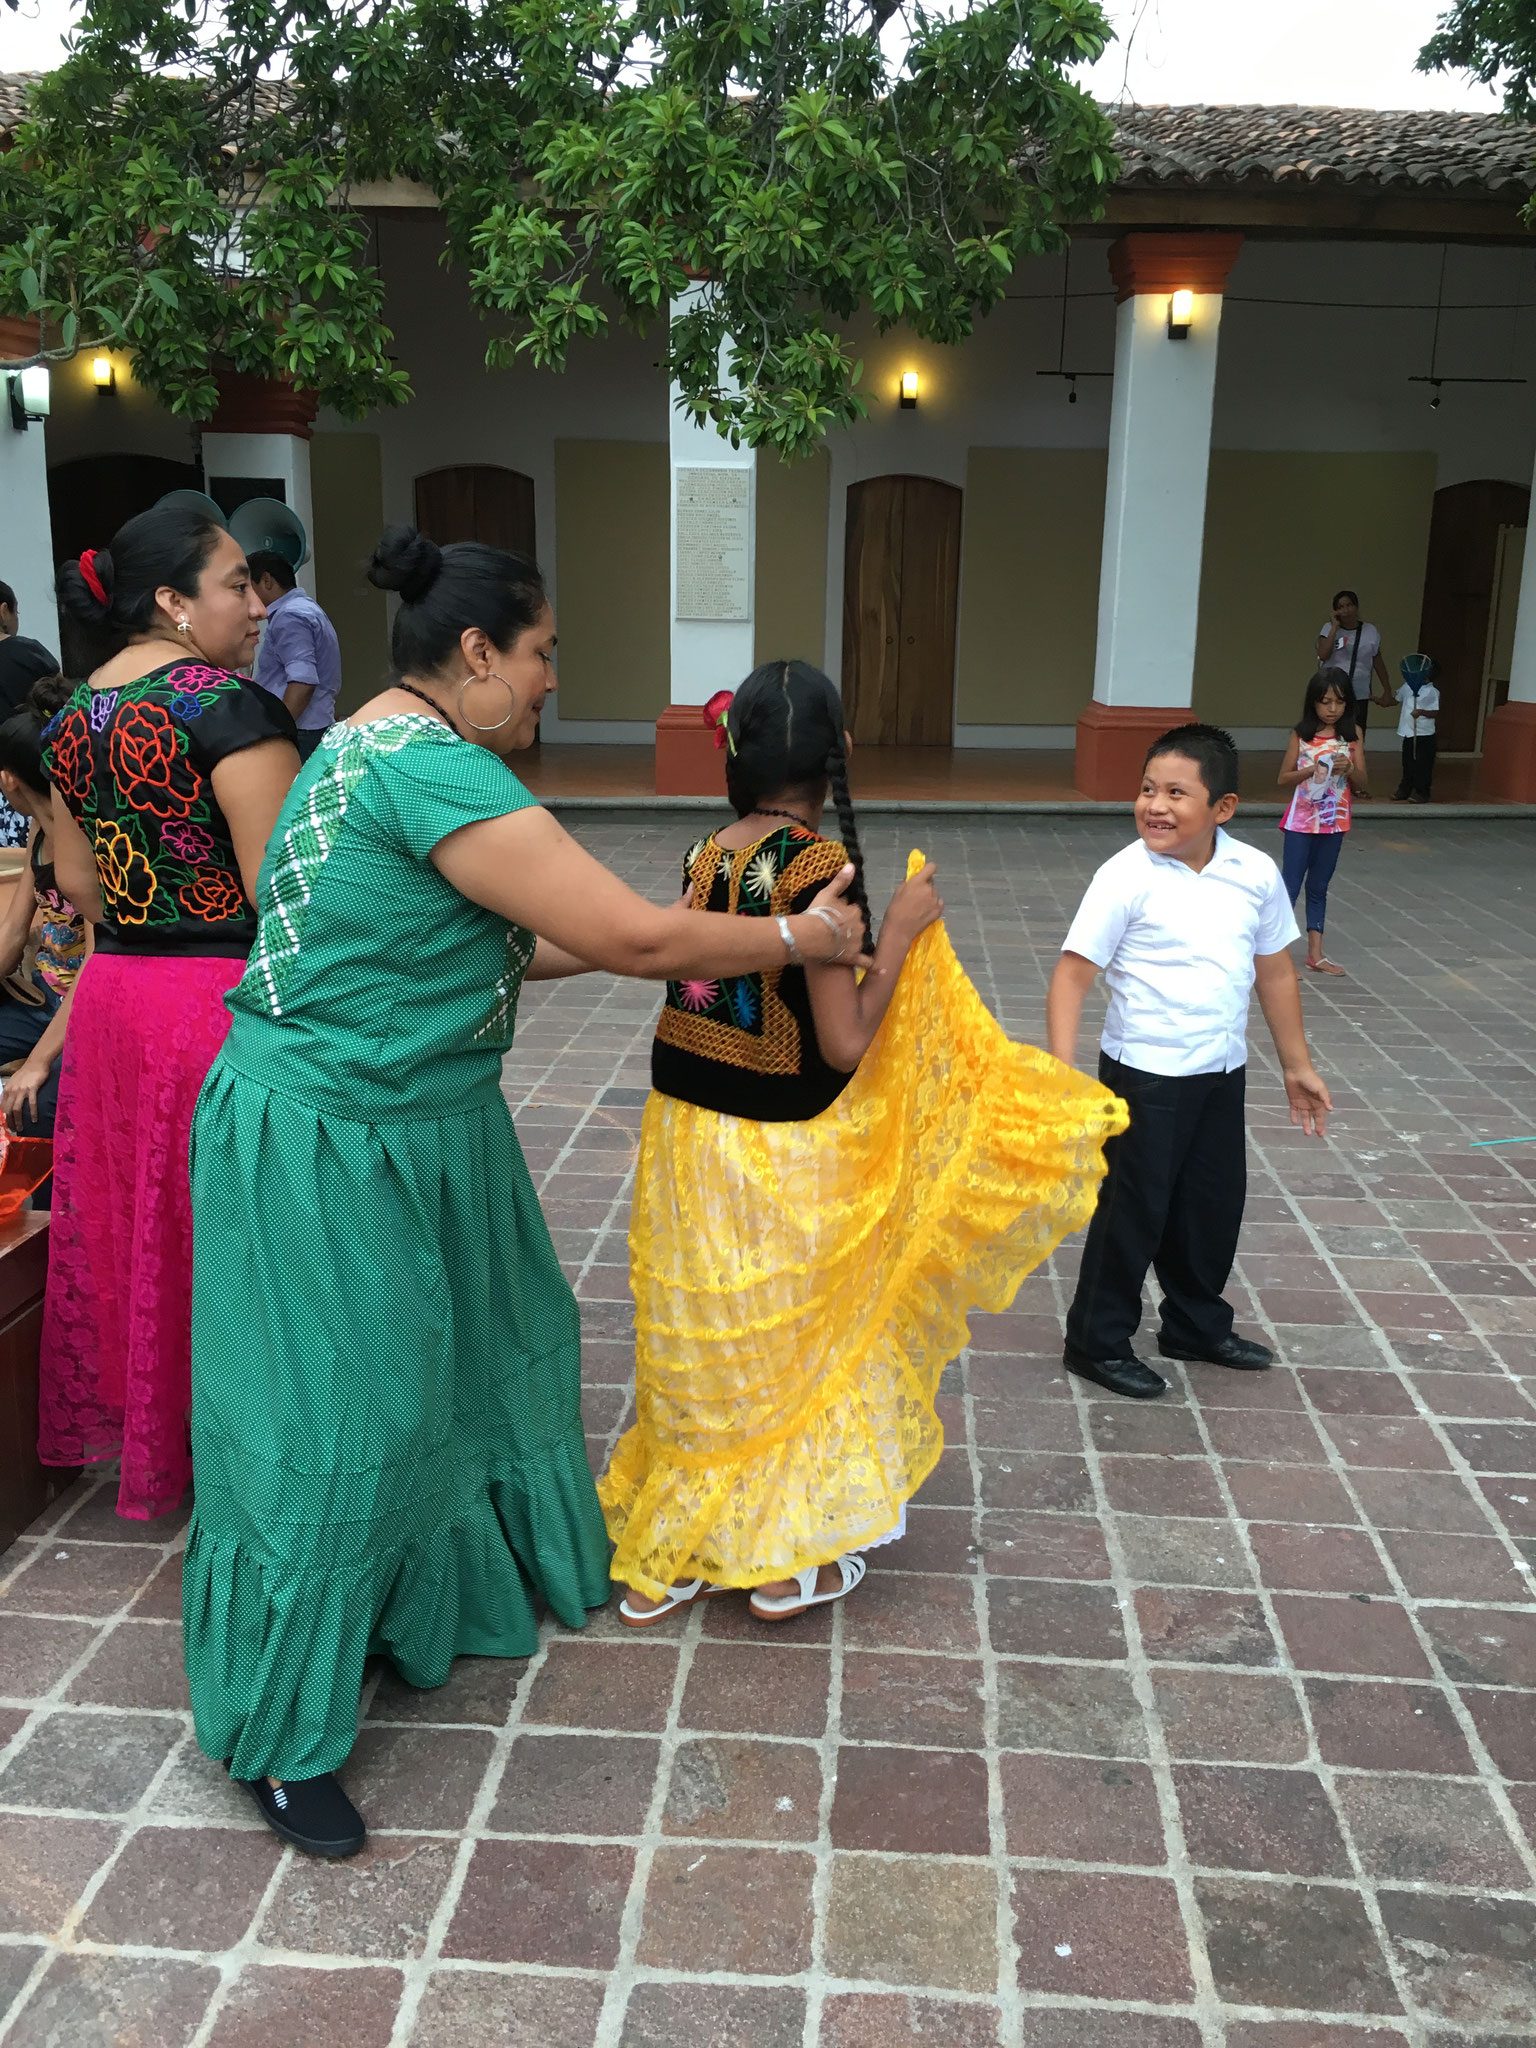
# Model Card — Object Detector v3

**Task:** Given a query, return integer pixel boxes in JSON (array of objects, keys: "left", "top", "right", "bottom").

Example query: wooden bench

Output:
[{"left": 0, "top": 1213, "right": 76, "bottom": 1550}]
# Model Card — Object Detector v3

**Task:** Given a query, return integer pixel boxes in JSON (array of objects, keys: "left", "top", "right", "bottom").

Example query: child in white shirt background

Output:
[{"left": 1378, "top": 654, "right": 1441, "bottom": 804}]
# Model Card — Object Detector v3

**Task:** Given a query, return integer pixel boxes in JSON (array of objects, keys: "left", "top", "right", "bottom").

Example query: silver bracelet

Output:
[
  {"left": 775, "top": 914, "right": 802, "bottom": 964},
  {"left": 806, "top": 904, "right": 848, "bottom": 960}
]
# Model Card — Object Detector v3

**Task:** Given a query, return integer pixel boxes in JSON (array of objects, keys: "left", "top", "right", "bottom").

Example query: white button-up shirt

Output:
[{"left": 1062, "top": 830, "right": 1300, "bottom": 1078}]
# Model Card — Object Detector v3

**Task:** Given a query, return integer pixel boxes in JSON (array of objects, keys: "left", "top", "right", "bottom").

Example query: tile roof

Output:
[{"left": 1108, "top": 102, "right": 1536, "bottom": 195}]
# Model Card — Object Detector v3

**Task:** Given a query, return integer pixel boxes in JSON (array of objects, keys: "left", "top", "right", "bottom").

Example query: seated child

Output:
[{"left": 1046, "top": 723, "right": 1331, "bottom": 1401}]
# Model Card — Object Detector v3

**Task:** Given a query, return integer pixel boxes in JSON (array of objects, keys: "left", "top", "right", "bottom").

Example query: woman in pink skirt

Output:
[{"left": 39, "top": 503, "right": 300, "bottom": 1519}]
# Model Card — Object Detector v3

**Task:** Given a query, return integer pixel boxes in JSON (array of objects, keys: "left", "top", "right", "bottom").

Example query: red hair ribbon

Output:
[
  {"left": 78, "top": 549, "right": 108, "bottom": 607},
  {"left": 703, "top": 689, "right": 734, "bottom": 752}
]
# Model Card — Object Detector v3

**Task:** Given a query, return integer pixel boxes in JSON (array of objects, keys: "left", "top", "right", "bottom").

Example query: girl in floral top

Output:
[
  {"left": 1277, "top": 671, "right": 1369, "bottom": 978},
  {"left": 38, "top": 504, "right": 299, "bottom": 1521}
]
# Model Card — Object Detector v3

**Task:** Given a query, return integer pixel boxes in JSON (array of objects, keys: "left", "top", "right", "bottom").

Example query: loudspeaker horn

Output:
[
  {"left": 227, "top": 496, "right": 310, "bottom": 571},
  {"left": 155, "top": 489, "right": 228, "bottom": 526}
]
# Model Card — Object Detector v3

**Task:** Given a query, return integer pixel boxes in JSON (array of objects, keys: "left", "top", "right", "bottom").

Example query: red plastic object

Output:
[{"left": 0, "top": 1138, "right": 53, "bottom": 1223}]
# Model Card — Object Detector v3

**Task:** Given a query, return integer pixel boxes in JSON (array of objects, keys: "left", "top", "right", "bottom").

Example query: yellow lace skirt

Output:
[{"left": 598, "top": 857, "right": 1129, "bottom": 1597}]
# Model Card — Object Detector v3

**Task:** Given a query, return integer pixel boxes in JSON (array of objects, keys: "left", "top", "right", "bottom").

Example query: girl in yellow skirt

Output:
[{"left": 600, "top": 661, "right": 1126, "bottom": 1623}]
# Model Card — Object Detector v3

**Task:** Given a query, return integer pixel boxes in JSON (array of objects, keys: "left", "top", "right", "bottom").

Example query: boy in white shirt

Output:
[
  {"left": 1379, "top": 654, "right": 1440, "bottom": 804},
  {"left": 1047, "top": 724, "right": 1332, "bottom": 1401}
]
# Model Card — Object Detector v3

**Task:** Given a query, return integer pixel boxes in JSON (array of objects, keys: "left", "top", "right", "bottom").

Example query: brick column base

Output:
[
  {"left": 1074, "top": 701, "right": 1194, "bottom": 801},
  {"left": 655, "top": 705, "right": 727, "bottom": 798},
  {"left": 1478, "top": 699, "right": 1536, "bottom": 802}
]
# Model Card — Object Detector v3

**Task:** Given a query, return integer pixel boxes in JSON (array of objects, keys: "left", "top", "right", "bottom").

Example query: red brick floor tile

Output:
[
  {"left": 1248, "top": 1523, "right": 1392, "bottom": 1594},
  {"left": 638, "top": 1845, "right": 814, "bottom": 1973},
  {"left": 1088, "top": 1405, "right": 1209, "bottom": 1455},
  {"left": 1225, "top": 2028, "right": 1408, "bottom": 2048},
  {"left": 988, "top": 1581, "right": 1127, "bottom": 1660},
  {"left": 341, "top": 1726, "right": 493, "bottom": 1830},
  {"left": 1173, "top": 1764, "right": 1350, "bottom": 1876},
  {"left": 0, "top": 1615, "right": 101, "bottom": 1698},
  {"left": 443, "top": 1840, "right": 634, "bottom": 1967},
  {"left": 1336, "top": 1773, "right": 1528, "bottom": 1886},
  {"left": 1018, "top": 2019, "right": 1201, "bottom": 2048},
  {"left": 874, "top": 1508, "right": 976, "bottom": 1574},
  {"left": 81, "top": 1826, "right": 280, "bottom": 1950},
  {"left": 0, "top": 1709, "right": 182, "bottom": 1813},
  {"left": 522, "top": 1640, "right": 678, "bottom": 1732},
  {"left": 490, "top": 1731, "right": 659, "bottom": 1836},
  {"left": 681, "top": 1643, "right": 831, "bottom": 1738},
  {"left": 1298, "top": 1370, "right": 1417, "bottom": 1416},
  {"left": 204, "top": 1966, "right": 401, "bottom": 2047},
  {"left": 1481, "top": 1475, "right": 1536, "bottom": 1535},
  {"left": 701, "top": 1588, "right": 832, "bottom": 1641},
  {"left": 1011, "top": 1868, "right": 1193, "bottom": 2002},
  {"left": 2, "top": 1542, "right": 162, "bottom": 1616},
  {"left": 1136, "top": 1589, "right": 1279, "bottom": 1667},
  {"left": 999, "top": 1753, "right": 1164, "bottom": 1864},
  {"left": 6, "top": 1954, "right": 217, "bottom": 2046},
  {"left": 63, "top": 1621, "right": 190, "bottom": 1711},
  {"left": 977, "top": 1512, "right": 1110, "bottom": 1580},
  {"left": 842, "top": 1573, "right": 980, "bottom": 1654},
  {"left": 662, "top": 1737, "right": 821, "bottom": 1842},
  {"left": 1115, "top": 1516, "right": 1255, "bottom": 1588},
  {"left": 258, "top": 1834, "right": 457, "bottom": 1958},
  {"left": 1320, "top": 1415, "right": 1452, "bottom": 1470},
  {"left": 128, "top": 1554, "right": 184, "bottom": 1620},
  {"left": 840, "top": 1652, "right": 985, "bottom": 1747},
  {"left": 368, "top": 1654, "right": 527, "bottom": 1726},
  {"left": 1195, "top": 1365, "right": 1311, "bottom": 1411},
  {"left": 1151, "top": 1670, "right": 1309, "bottom": 1763},
  {"left": 912, "top": 1448, "right": 976, "bottom": 1507},
  {"left": 1259, "top": 1290, "right": 1359, "bottom": 1326},
  {"left": 977, "top": 1452, "right": 1094, "bottom": 1514},
  {"left": 818, "top": 1992, "right": 1002, "bottom": 2048},
  {"left": 1205, "top": 1411, "right": 1328, "bottom": 1465},
  {"left": 830, "top": 1747, "right": 990, "bottom": 1855},
  {"left": 1305, "top": 1678, "right": 1476, "bottom": 1773},
  {"left": 1348, "top": 1469, "right": 1488, "bottom": 1533},
  {"left": 1376, "top": 1890, "right": 1536, "bottom": 2028},
  {"left": 0, "top": 1813, "right": 120, "bottom": 1935},
  {"left": 1271, "top": 1594, "right": 1432, "bottom": 1678},
  {"left": 1419, "top": 1603, "right": 1536, "bottom": 1684},
  {"left": 995, "top": 1661, "right": 1147, "bottom": 1756},
  {"left": 1460, "top": 1684, "right": 1536, "bottom": 1778},
  {"left": 825, "top": 1854, "right": 999, "bottom": 1992},
  {"left": 1381, "top": 1529, "right": 1530, "bottom": 1602},
  {"left": 412, "top": 1969, "right": 604, "bottom": 2048},
  {"left": 1224, "top": 1462, "right": 1361, "bottom": 1524},
  {"left": 1448, "top": 1420, "right": 1536, "bottom": 1471},
  {"left": 1099, "top": 1456, "right": 1227, "bottom": 1519},
  {"left": 1412, "top": 1372, "right": 1535, "bottom": 1419},
  {"left": 1196, "top": 1877, "right": 1403, "bottom": 2015},
  {"left": 1355, "top": 1292, "right": 1467, "bottom": 1334},
  {"left": 624, "top": 1983, "right": 804, "bottom": 2048}
]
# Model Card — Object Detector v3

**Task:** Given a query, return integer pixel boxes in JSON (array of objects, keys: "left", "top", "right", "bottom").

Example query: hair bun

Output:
[
  {"left": 56, "top": 546, "right": 115, "bottom": 624},
  {"left": 368, "top": 525, "right": 443, "bottom": 605}
]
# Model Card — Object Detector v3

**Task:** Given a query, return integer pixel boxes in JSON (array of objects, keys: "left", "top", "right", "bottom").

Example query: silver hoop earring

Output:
[{"left": 457, "top": 670, "right": 517, "bottom": 733}]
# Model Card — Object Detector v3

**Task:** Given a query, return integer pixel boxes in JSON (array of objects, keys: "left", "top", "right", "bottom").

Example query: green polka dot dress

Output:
[{"left": 183, "top": 716, "right": 611, "bottom": 1781}]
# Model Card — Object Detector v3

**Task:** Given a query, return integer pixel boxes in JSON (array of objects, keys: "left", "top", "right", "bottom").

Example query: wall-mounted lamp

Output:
[
  {"left": 1167, "top": 288, "right": 1194, "bottom": 340},
  {"left": 7, "top": 363, "right": 50, "bottom": 432},
  {"left": 899, "top": 369, "right": 919, "bottom": 409},
  {"left": 92, "top": 355, "right": 116, "bottom": 394}
]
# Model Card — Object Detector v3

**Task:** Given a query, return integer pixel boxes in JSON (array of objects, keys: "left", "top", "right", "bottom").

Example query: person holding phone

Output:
[{"left": 1316, "top": 590, "right": 1390, "bottom": 748}]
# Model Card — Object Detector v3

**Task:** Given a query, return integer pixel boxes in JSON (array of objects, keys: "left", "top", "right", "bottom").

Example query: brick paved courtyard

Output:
[{"left": 1, "top": 813, "right": 1534, "bottom": 2048}]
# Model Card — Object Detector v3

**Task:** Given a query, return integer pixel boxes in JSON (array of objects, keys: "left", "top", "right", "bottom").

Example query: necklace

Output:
[
  {"left": 394, "top": 680, "right": 452, "bottom": 724},
  {"left": 748, "top": 805, "right": 816, "bottom": 832}
]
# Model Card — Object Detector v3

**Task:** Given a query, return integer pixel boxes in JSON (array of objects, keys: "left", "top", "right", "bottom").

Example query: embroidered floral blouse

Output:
[
  {"left": 44, "top": 659, "right": 296, "bottom": 957},
  {"left": 652, "top": 823, "right": 853, "bottom": 1123}
]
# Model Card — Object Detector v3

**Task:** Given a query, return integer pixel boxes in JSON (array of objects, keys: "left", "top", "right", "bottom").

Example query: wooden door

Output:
[
  {"left": 48, "top": 453, "right": 202, "bottom": 568},
  {"left": 1417, "top": 478, "right": 1529, "bottom": 752},
  {"left": 414, "top": 465, "right": 537, "bottom": 561},
  {"left": 841, "top": 475, "right": 961, "bottom": 745}
]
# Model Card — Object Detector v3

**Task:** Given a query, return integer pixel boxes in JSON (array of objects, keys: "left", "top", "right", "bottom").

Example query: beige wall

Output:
[
  {"left": 754, "top": 450, "right": 830, "bottom": 670},
  {"left": 956, "top": 449, "right": 1106, "bottom": 725},
  {"left": 554, "top": 440, "right": 669, "bottom": 720},
  {"left": 310, "top": 432, "right": 390, "bottom": 715},
  {"left": 1193, "top": 451, "right": 1437, "bottom": 727}
]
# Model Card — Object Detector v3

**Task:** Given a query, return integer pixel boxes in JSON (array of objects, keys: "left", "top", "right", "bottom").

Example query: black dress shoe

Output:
[
  {"left": 237, "top": 1770, "right": 366, "bottom": 1857},
  {"left": 1157, "top": 1333, "right": 1273, "bottom": 1371},
  {"left": 1063, "top": 1345, "right": 1168, "bottom": 1399}
]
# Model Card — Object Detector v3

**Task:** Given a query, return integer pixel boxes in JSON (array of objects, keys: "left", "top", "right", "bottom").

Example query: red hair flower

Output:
[{"left": 702, "top": 690, "right": 734, "bottom": 752}]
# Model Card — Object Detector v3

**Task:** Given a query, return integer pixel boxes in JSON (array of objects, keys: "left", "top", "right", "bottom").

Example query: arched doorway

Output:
[
  {"left": 1418, "top": 477, "right": 1530, "bottom": 753},
  {"left": 413, "top": 465, "right": 537, "bottom": 559},
  {"left": 49, "top": 453, "right": 202, "bottom": 567},
  {"left": 841, "top": 474, "right": 961, "bottom": 745}
]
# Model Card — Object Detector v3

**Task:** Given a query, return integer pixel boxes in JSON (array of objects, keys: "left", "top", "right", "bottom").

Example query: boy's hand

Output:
[
  {"left": 1284, "top": 1064, "right": 1332, "bottom": 1138},
  {"left": 882, "top": 863, "right": 943, "bottom": 945}
]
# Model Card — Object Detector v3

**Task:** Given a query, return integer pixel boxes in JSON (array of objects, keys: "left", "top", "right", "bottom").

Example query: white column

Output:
[
  {"left": 201, "top": 430, "right": 317, "bottom": 597},
  {"left": 669, "top": 290, "right": 755, "bottom": 706},
  {"left": 0, "top": 409, "right": 57, "bottom": 660},
  {"left": 1505, "top": 477, "right": 1536, "bottom": 706},
  {"left": 1092, "top": 290, "right": 1223, "bottom": 709}
]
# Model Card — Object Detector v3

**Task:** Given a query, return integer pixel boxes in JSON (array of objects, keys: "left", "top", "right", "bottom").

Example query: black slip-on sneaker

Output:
[{"left": 238, "top": 1770, "right": 366, "bottom": 1857}]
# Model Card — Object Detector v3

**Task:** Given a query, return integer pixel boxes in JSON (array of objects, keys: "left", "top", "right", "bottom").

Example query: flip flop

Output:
[
  {"left": 1304, "top": 958, "right": 1346, "bottom": 975},
  {"left": 749, "top": 1553, "right": 867, "bottom": 1621},
  {"left": 617, "top": 1579, "right": 727, "bottom": 1629}
]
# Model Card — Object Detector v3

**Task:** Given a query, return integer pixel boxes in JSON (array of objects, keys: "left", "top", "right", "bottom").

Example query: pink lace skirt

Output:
[{"left": 39, "top": 952, "right": 242, "bottom": 1520}]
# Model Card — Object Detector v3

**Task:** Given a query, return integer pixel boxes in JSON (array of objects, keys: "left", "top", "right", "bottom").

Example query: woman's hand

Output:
[
  {"left": 881, "top": 863, "right": 944, "bottom": 948},
  {"left": 791, "top": 864, "right": 876, "bottom": 967},
  {"left": 2, "top": 1054, "right": 51, "bottom": 1129}
]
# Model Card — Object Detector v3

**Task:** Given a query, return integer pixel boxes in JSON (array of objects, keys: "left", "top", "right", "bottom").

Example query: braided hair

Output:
[{"left": 722, "top": 659, "right": 872, "bottom": 949}]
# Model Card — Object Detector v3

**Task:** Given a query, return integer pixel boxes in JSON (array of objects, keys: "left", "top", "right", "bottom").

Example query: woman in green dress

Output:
[{"left": 185, "top": 525, "right": 868, "bottom": 1857}]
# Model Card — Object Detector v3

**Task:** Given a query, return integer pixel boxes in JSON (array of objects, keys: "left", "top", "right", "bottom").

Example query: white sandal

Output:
[
  {"left": 749, "top": 1553, "right": 867, "bottom": 1621},
  {"left": 617, "top": 1579, "right": 726, "bottom": 1629}
]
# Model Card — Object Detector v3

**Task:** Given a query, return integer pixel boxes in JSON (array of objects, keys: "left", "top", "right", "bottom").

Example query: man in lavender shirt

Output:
[{"left": 248, "top": 551, "right": 343, "bottom": 760}]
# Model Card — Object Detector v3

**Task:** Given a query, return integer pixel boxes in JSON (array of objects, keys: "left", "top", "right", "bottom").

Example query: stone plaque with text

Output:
[{"left": 675, "top": 466, "right": 752, "bottom": 621}]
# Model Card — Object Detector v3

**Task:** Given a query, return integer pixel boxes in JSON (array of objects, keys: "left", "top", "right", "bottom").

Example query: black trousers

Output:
[
  {"left": 1400, "top": 735, "right": 1436, "bottom": 798},
  {"left": 1065, "top": 1056, "right": 1247, "bottom": 1361}
]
